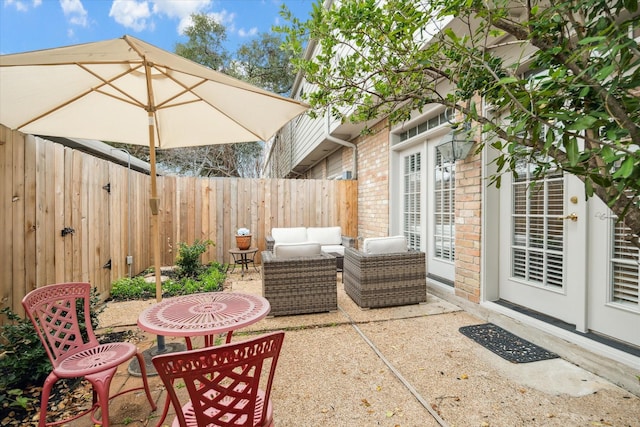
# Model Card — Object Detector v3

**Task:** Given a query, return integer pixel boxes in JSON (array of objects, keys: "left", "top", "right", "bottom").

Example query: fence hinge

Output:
[
  {"left": 61, "top": 227, "right": 75, "bottom": 237},
  {"left": 103, "top": 259, "right": 112, "bottom": 269},
  {"left": 102, "top": 183, "right": 111, "bottom": 193}
]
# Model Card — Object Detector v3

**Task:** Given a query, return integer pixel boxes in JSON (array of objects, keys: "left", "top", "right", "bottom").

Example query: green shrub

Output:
[
  {"left": 199, "top": 265, "right": 226, "bottom": 292},
  {"left": 176, "top": 239, "right": 214, "bottom": 278},
  {"left": 110, "top": 276, "right": 154, "bottom": 300},
  {"left": 109, "top": 262, "right": 226, "bottom": 301},
  {"left": 0, "top": 287, "right": 102, "bottom": 407},
  {"left": 0, "top": 307, "right": 50, "bottom": 393}
]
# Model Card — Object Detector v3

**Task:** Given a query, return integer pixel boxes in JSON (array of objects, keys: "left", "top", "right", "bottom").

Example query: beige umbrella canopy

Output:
[{"left": 0, "top": 35, "right": 308, "bottom": 301}]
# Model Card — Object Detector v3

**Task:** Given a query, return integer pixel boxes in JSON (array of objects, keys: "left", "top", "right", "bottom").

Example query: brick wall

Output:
[
  {"left": 354, "top": 119, "right": 390, "bottom": 242},
  {"left": 454, "top": 150, "right": 482, "bottom": 303}
]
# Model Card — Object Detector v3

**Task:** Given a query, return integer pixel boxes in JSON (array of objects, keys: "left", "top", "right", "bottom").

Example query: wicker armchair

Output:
[
  {"left": 343, "top": 245, "right": 427, "bottom": 309},
  {"left": 261, "top": 249, "right": 337, "bottom": 316}
]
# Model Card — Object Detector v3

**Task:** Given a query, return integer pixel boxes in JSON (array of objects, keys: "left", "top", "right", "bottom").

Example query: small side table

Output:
[{"left": 228, "top": 247, "right": 259, "bottom": 278}]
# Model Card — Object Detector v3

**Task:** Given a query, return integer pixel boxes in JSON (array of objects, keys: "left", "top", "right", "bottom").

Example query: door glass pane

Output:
[
  {"left": 610, "top": 220, "right": 639, "bottom": 309},
  {"left": 511, "top": 161, "right": 564, "bottom": 289},
  {"left": 403, "top": 153, "right": 421, "bottom": 250},
  {"left": 433, "top": 149, "right": 455, "bottom": 261}
]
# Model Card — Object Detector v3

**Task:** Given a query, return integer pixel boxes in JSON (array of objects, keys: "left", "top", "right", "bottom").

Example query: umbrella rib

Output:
[
  {"left": 15, "top": 86, "right": 95, "bottom": 131},
  {"left": 15, "top": 62, "right": 150, "bottom": 130},
  {"left": 150, "top": 71, "right": 265, "bottom": 140},
  {"left": 77, "top": 63, "right": 147, "bottom": 109}
]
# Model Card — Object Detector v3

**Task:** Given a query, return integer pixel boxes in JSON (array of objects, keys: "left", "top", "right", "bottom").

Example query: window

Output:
[
  {"left": 511, "top": 161, "right": 564, "bottom": 289},
  {"left": 433, "top": 149, "right": 455, "bottom": 261},
  {"left": 610, "top": 219, "right": 640, "bottom": 309},
  {"left": 403, "top": 153, "right": 421, "bottom": 250}
]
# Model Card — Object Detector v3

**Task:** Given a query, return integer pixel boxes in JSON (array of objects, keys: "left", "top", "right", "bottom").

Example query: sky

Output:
[{"left": 0, "top": 0, "right": 316, "bottom": 55}]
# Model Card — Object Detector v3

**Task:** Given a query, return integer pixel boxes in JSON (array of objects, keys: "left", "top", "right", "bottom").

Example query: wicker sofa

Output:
[
  {"left": 261, "top": 243, "right": 338, "bottom": 316},
  {"left": 343, "top": 236, "right": 427, "bottom": 309},
  {"left": 265, "top": 226, "right": 355, "bottom": 255}
]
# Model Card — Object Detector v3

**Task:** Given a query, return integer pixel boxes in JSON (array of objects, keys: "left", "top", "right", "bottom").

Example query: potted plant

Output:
[{"left": 236, "top": 227, "right": 252, "bottom": 250}]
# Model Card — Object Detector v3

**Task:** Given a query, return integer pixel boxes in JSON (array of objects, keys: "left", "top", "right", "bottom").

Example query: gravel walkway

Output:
[{"left": 76, "top": 270, "right": 640, "bottom": 427}]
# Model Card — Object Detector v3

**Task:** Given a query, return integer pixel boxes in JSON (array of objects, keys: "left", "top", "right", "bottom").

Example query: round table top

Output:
[
  {"left": 228, "top": 247, "right": 259, "bottom": 254},
  {"left": 137, "top": 292, "right": 270, "bottom": 337}
]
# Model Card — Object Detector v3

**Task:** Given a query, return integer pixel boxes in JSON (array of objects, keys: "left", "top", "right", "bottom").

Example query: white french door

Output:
[
  {"left": 498, "top": 164, "right": 585, "bottom": 325},
  {"left": 397, "top": 139, "right": 455, "bottom": 284},
  {"left": 587, "top": 196, "right": 640, "bottom": 346},
  {"left": 498, "top": 162, "right": 640, "bottom": 346},
  {"left": 426, "top": 143, "right": 455, "bottom": 280},
  {"left": 401, "top": 149, "right": 422, "bottom": 250}
]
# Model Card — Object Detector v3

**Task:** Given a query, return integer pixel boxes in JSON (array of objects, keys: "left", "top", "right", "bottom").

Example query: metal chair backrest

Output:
[
  {"left": 153, "top": 331, "right": 285, "bottom": 427},
  {"left": 22, "top": 282, "right": 98, "bottom": 368}
]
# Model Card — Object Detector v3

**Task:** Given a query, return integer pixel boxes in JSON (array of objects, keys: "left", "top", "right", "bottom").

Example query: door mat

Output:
[{"left": 459, "top": 323, "right": 559, "bottom": 363}]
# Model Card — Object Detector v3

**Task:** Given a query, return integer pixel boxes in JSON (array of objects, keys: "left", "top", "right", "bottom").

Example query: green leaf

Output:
[
  {"left": 613, "top": 156, "right": 635, "bottom": 178},
  {"left": 569, "top": 115, "right": 598, "bottom": 131},
  {"left": 585, "top": 179, "right": 594, "bottom": 198},
  {"left": 566, "top": 139, "right": 579, "bottom": 167},
  {"left": 578, "top": 36, "right": 607, "bottom": 45},
  {"left": 595, "top": 65, "right": 616, "bottom": 81},
  {"left": 497, "top": 76, "right": 519, "bottom": 85}
]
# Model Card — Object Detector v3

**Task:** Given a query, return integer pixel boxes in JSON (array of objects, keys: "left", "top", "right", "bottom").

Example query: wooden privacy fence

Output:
[{"left": 0, "top": 127, "right": 357, "bottom": 315}]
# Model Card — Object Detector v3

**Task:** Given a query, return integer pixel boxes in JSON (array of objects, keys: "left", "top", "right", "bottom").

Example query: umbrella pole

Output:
[
  {"left": 129, "top": 111, "right": 186, "bottom": 378},
  {"left": 147, "top": 112, "right": 167, "bottom": 353}
]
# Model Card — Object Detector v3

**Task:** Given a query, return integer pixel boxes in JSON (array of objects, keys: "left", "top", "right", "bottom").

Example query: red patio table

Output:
[
  {"left": 138, "top": 292, "right": 270, "bottom": 427},
  {"left": 137, "top": 292, "right": 270, "bottom": 349}
]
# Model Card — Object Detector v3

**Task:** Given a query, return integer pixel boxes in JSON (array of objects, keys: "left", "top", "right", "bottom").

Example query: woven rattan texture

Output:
[
  {"left": 261, "top": 251, "right": 337, "bottom": 316},
  {"left": 343, "top": 247, "right": 427, "bottom": 308}
]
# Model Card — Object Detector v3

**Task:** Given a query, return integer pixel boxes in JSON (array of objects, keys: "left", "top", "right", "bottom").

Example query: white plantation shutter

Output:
[
  {"left": 611, "top": 221, "right": 640, "bottom": 307},
  {"left": 403, "top": 153, "right": 422, "bottom": 250},
  {"left": 434, "top": 149, "right": 455, "bottom": 261},
  {"left": 511, "top": 163, "right": 564, "bottom": 289}
]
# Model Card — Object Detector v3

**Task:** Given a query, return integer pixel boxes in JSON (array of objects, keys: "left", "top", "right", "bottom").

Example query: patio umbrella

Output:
[{"left": 0, "top": 35, "right": 308, "bottom": 303}]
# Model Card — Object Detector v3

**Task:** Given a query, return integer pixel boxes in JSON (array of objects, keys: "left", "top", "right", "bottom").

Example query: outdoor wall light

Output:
[{"left": 436, "top": 127, "right": 475, "bottom": 162}]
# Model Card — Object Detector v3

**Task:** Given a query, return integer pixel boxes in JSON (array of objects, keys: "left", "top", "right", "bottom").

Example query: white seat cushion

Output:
[
  {"left": 271, "top": 227, "right": 308, "bottom": 244},
  {"left": 307, "top": 226, "right": 342, "bottom": 245},
  {"left": 273, "top": 242, "right": 321, "bottom": 258},
  {"left": 362, "top": 236, "right": 408, "bottom": 254},
  {"left": 320, "top": 245, "right": 345, "bottom": 256}
]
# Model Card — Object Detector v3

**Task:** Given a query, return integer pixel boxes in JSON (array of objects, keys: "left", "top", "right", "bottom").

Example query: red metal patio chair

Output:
[
  {"left": 21, "top": 282, "right": 157, "bottom": 427},
  {"left": 152, "top": 331, "right": 285, "bottom": 427}
]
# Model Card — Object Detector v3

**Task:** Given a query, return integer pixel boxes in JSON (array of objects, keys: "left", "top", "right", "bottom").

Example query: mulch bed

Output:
[{"left": 0, "top": 330, "right": 140, "bottom": 427}]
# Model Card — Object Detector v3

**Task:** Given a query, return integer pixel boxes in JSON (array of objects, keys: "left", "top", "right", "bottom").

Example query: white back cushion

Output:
[
  {"left": 307, "top": 226, "right": 342, "bottom": 245},
  {"left": 362, "top": 236, "right": 408, "bottom": 254},
  {"left": 274, "top": 242, "right": 321, "bottom": 258},
  {"left": 271, "top": 227, "right": 308, "bottom": 243}
]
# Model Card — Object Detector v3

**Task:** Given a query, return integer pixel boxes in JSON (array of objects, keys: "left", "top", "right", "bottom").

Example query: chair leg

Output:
[
  {"left": 87, "top": 368, "right": 117, "bottom": 427},
  {"left": 135, "top": 352, "right": 157, "bottom": 411},
  {"left": 38, "top": 373, "right": 58, "bottom": 427}
]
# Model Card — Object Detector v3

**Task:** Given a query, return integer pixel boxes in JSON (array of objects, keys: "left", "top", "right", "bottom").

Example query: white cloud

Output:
[
  {"left": 152, "top": 0, "right": 212, "bottom": 35},
  {"left": 5, "top": 0, "right": 42, "bottom": 12},
  {"left": 109, "top": 0, "right": 213, "bottom": 35},
  {"left": 60, "top": 0, "right": 88, "bottom": 27},
  {"left": 238, "top": 27, "right": 258, "bottom": 38},
  {"left": 177, "top": 10, "right": 234, "bottom": 36},
  {"left": 109, "top": 0, "right": 151, "bottom": 32},
  {"left": 151, "top": 0, "right": 210, "bottom": 19}
]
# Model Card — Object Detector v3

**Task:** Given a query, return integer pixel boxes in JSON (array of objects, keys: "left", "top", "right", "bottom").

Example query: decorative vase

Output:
[{"left": 236, "top": 234, "right": 252, "bottom": 250}]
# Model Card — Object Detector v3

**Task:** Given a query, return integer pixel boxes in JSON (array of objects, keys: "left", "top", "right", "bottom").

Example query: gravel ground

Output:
[{"left": 68, "top": 270, "right": 640, "bottom": 427}]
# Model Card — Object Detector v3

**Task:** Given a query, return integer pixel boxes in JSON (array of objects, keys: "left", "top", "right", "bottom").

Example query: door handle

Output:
[{"left": 557, "top": 212, "right": 578, "bottom": 222}]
